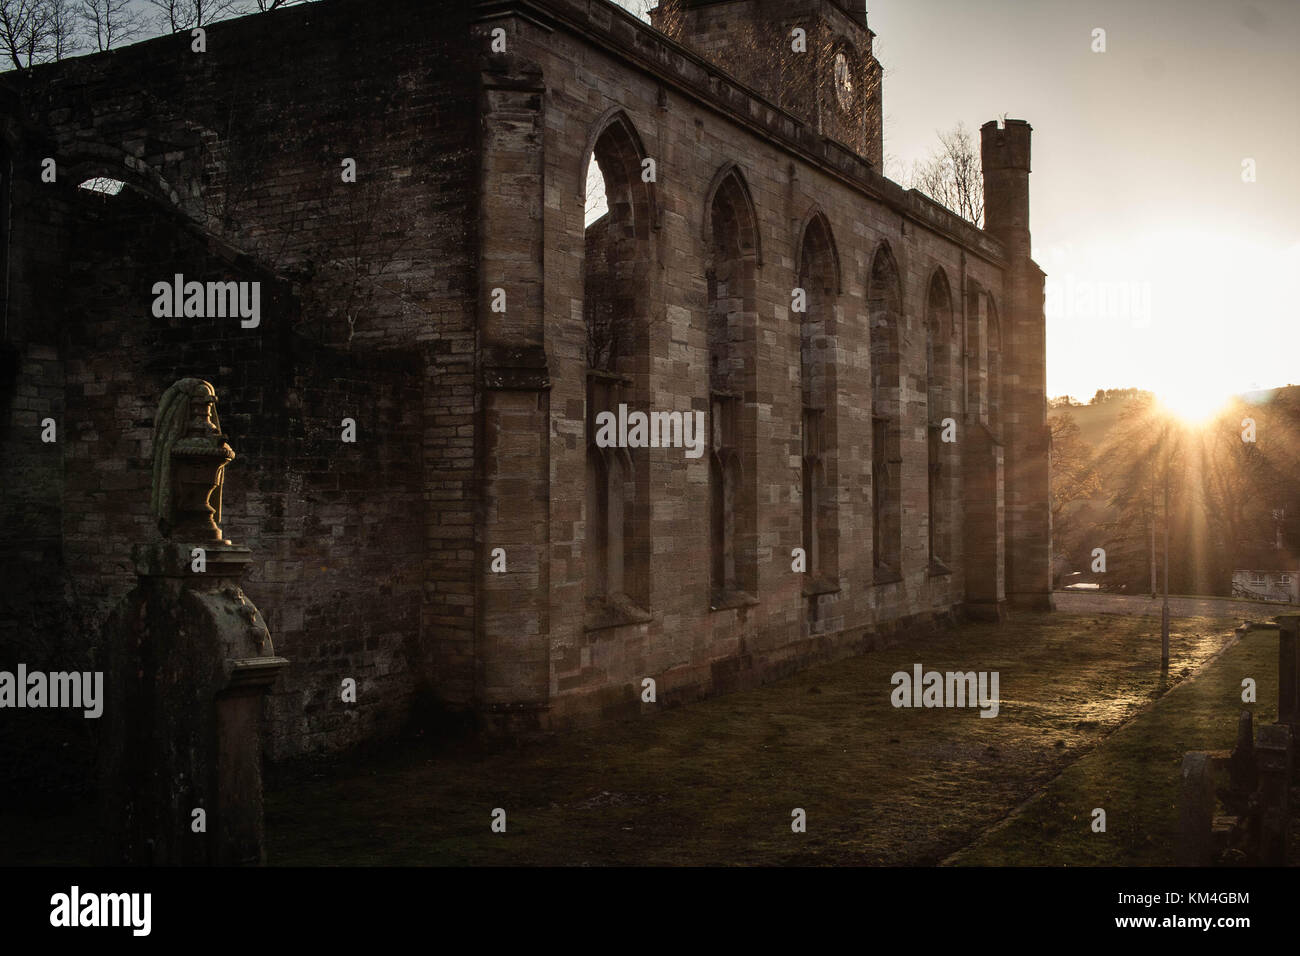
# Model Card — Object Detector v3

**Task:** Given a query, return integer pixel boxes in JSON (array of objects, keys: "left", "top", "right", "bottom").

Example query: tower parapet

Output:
[
  {"left": 981, "top": 118, "right": 1053, "bottom": 611},
  {"left": 981, "top": 119, "right": 1032, "bottom": 259}
]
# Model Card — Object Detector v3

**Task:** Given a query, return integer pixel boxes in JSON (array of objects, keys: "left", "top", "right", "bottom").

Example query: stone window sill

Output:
[
  {"left": 710, "top": 589, "right": 759, "bottom": 612},
  {"left": 584, "top": 594, "right": 652, "bottom": 633},
  {"left": 928, "top": 559, "right": 952, "bottom": 578},
  {"left": 802, "top": 576, "right": 842, "bottom": 598},
  {"left": 872, "top": 567, "right": 903, "bottom": 586}
]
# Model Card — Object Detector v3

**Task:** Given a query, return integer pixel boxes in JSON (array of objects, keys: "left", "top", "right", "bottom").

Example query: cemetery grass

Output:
[
  {"left": 949, "top": 626, "right": 1280, "bottom": 866},
  {"left": 262, "top": 611, "right": 1242, "bottom": 865}
]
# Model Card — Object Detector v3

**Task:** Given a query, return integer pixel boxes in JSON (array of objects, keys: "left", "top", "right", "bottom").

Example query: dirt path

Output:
[{"left": 1054, "top": 590, "right": 1293, "bottom": 621}]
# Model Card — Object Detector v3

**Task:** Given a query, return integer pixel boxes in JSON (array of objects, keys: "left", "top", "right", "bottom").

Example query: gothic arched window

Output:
[
  {"left": 868, "top": 243, "right": 902, "bottom": 579},
  {"left": 797, "top": 211, "right": 840, "bottom": 585},
  {"left": 925, "top": 269, "right": 955, "bottom": 570},
  {"left": 583, "top": 113, "right": 654, "bottom": 619},
  {"left": 707, "top": 166, "right": 760, "bottom": 606}
]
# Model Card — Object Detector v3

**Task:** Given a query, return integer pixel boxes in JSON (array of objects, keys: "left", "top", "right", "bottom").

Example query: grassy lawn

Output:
[
  {"left": 949, "top": 627, "right": 1280, "bottom": 866},
  {"left": 2, "top": 610, "right": 1255, "bottom": 866},
  {"left": 259, "top": 611, "right": 1241, "bottom": 866}
]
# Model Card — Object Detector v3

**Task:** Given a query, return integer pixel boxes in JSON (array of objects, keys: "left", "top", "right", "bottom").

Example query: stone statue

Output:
[
  {"left": 103, "top": 376, "right": 288, "bottom": 865},
  {"left": 150, "top": 378, "right": 234, "bottom": 542}
]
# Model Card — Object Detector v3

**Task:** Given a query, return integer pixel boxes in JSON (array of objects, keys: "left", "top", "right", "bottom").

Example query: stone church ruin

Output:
[{"left": 0, "top": 0, "right": 1051, "bottom": 783}]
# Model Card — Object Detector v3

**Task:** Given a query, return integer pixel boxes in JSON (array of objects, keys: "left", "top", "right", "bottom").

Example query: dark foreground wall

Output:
[{"left": 0, "top": 0, "right": 478, "bottom": 800}]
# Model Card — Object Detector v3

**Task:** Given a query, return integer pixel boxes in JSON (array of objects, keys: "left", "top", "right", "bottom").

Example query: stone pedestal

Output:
[{"left": 101, "top": 541, "right": 287, "bottom": 865}]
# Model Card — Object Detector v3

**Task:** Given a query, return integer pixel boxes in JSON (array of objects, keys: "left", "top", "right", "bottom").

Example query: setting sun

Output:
[{"left": 1157, "top": 386, "right": 1233, "bottom": 426}]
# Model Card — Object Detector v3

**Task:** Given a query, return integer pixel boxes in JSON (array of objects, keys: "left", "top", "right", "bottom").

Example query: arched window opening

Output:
[
  {"left": 797, "top": 213, "right": 839, "bottom": 586},
  {"left": 987, "top": 295, "right": 1003, "bottom": 437},
  {"left": 77, "top": 177, "right": 126, "bottom": 196},
  {"left": 926, "top": 269, "right": 955, "bottom": 570},
  {"left": 707, "top": 168, "right": 759, "bottom": 606},
  {"left": 583, "top": 115, "right": 653, "bottom": 622},
  {"left": 584, "top": 156, "right": 608, "bottom": 229},
  {"left": 869, "top": 244, "right": 902, "bottom": 579}
]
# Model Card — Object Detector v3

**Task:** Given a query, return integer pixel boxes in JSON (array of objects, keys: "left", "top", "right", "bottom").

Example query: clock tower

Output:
[{"left": 654, "top": 0, "right": 883, "bottom": 168}]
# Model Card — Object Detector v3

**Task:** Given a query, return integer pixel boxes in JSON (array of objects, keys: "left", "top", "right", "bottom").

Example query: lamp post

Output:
[
  {"left": 1161, "top": 470, "right": 1170, "bottom": 668},
  {"left": 1150, "top": 460, "right": 1158, "bottom": 599}
]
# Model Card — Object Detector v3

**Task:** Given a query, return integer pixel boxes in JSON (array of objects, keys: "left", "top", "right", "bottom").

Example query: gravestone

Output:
[
  {"left": 1255, "top": 723, "right": 1292, "bottom": 865},
  {"left": 1177, "top": 751, "right": 1217, "bottom": 866},
  {"left": 1276, "top": 613, "right": 1300, "bottom": 730}
]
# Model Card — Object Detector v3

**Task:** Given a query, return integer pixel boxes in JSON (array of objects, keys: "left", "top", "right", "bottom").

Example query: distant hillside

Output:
[
  {"left": 1059, "top": 399, "right": 1136, "bottom": 450},
  {"left": 1056, "top": 385, "right": 1300, "bottom": 451}
]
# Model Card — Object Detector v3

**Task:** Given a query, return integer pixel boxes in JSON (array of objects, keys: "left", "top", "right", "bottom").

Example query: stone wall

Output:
[
  {"left": 474, "top": 0, "right": 1042, "bottom": 729},
  {"left": 0, "top": 0, "right": 479, "bottom": 777}
]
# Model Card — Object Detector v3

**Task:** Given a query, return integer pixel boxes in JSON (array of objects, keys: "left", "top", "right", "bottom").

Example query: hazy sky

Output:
[
  {"left": 619, "top": 0, "right": 1300, "bottom": 411},
  {"left": 868, "top": 0, "right": 1300, "bottom": 409}
]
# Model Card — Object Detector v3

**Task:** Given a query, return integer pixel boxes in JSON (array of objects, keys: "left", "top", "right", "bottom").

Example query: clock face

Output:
[{"left": 833, "top": 52, "right": 853, "bottom": 110}]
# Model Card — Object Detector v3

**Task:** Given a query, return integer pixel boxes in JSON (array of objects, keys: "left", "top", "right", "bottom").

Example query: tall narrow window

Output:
[
  {"left": 707, "top": 167, "right": 760, "bottom": 606},
  {"left": 797, "top": 212, "right": 839, "bottom": 586},
  {"left": 926, "top": 269, "right": 954, "bottom": 570},
  {"left": 868, "top": 244, "right": 902, "bottom": 578},
  {"left": 583, "top": 114, "right": 654, "bottom": 622},
  {"left": 987, "top": 295, "right": 1002, "bottom": 438},
  {"left": 988, "top": 294, "right": 1008, "bottom": 598}
]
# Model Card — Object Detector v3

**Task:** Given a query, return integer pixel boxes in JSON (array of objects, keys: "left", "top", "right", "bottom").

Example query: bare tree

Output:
[
  {"left": 646, "top": 0, "right": 683, "bottom": 36},
  {"left": 323, "top": 181, "right": 413, "bottom": 346},
  {"left": 1049, "top": 409, "right": 1102, "bottom": 580},
  {"left": 144, "top": 0, "right": 244, "bottom": 31},
  {"left": 0, "top": 0, "right": 47, "bottom": 68},
  {"left": 191, "top": 0, "right": 244, "bottom": 27},
  {"left": 77, "top": 0, "right": 139, "bottom": 52},
  {"left": 144, "top": 0, "right": 183, "bottom": 31},
  {"left": 908, "top": 123, "right": 984, "bottom": 227},
  {"left": 0, "top": 0, "right": 81, "bottom": 69},
  {"left": 46, "top": 0, "right": 78, "bottom": 59},
  {"left": 613, "top": 0, "right": 653, "bottom": 21}
]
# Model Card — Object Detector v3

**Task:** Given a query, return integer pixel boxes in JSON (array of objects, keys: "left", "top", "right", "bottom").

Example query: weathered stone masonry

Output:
[
  {"left": 0, "top": 0, "right": 1050, "bottom": 777},
  {"left": 476, "top": 0, "right": 1052, "bottom": 729},
  {"left": 1, "top": 0, "right": 478, "bottom": 777}
]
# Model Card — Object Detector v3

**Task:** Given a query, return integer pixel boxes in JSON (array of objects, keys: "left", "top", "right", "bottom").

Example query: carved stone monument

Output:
[{"left": 101, "top": 378, "right": 288, "bottom": 864}]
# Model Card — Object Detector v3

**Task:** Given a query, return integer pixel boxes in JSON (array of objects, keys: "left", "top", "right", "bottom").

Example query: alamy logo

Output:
[
  {"left": 0, "top": 665, "right": 103, "bottom": 718},
  {"left": 890, "top": 663, "right": 1000, "bottom": 718},
  {"left": 50, "top": 886, "right": 151, "bottom": 936},
  {"left": 593, "top": 404, "right": 706, "bottom": 459},
  {"left": 151, "top": 274, "right": 261, "bottom": 328}
]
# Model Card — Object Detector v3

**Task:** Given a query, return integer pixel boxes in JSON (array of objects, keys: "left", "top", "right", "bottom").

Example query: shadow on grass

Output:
[
  {"left": 262, "top": 611, "right": 1240, "bottom": 866},
  {"left": 949, "top": 627, "right": 1280, "bottom": 866}
]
